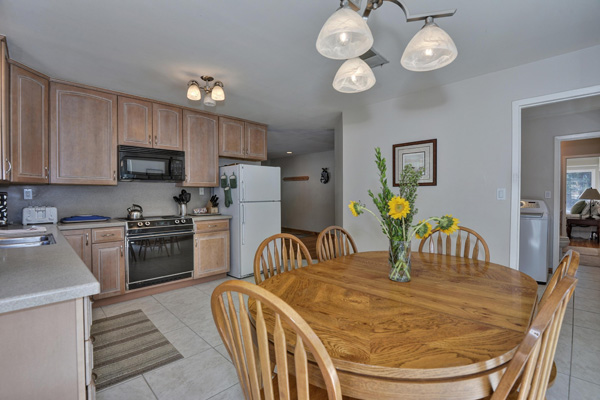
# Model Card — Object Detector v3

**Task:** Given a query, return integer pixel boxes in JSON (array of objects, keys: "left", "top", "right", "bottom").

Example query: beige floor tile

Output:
[
  {"left": 213, "top": 344, "right": 231, "bottom": 362},
  {"left": 546, "top": 372, "right": 570, "bottom": 400},
  {"left": 102, "top": 296, "right": 167, "bottom": 317},
  {"left": 570, "top": 376, "right": 600, "bottom": 400},
  {"left": 153, "top": 286, "right": 210, "bottom": 309},
  {"left": 207, "top": 384, "right": 244, "bottom": 400},
  {"left": 187, "top": 315, "right": 223, "bottom": 347},
  {"left": 195, "top": 277, "right": 238, "bottom": 295},
  {"left": 575, "top": 286, "right": 600, "bottom": 301},
  {"left": 162, "top": 326, "right": 211, "bottom": 358},
  {"left": 96, "top": 376, "right": 157, "bottom": 400},
  {"left": 577, "top": 266, "right": 600, "bottom": 277},
  {"left": 143, "top": 349, "right": 238, "bottom": 400},
  {"left": 573, "top": 293, "right": 600, "bottom": 314},
  {"left": 564, "top": 307, "right": 574, "bottom": 325},
  {"left": 92, "top": 306, "right": 106, "bottom": 321},
  {"left": 571, "top": 326, "right": 600, "bottom": 383},
  {"left": 555, "top": 323, "right": 573, "bottom": 375},
  {"left": 145, "top": 308, "right": 185, "bottom": 334},
  {"left": 574, "top": 273, "right": 600, "bottom": 290},
  {"left": 164, "top": 298, "right": 213, "bottom": 325},
  {"left": 574, "top": 309, "right": 600, "bottom": 331}
]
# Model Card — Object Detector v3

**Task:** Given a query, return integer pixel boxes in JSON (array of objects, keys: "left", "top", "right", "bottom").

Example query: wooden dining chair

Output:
[
  {"left": 254, "top": 234, "right": 313, "bottom": 284},
  {"left": 418, "top": 226, "right": 490, "bottom": 262},
  {"left": 211, "top": 280, "right": 343, "bottom": 400},
  {"left": 490, "top": 275, "right": 577, "bottom": 399},
  {"left": 316, "top": 226, "right": 358, "bottom": 262}
]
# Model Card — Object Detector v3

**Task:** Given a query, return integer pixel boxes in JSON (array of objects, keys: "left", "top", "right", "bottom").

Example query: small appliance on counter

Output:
[
  {"left": 0, "top": 192, "right": 7, "bottom": 226},
  {"left": 22, "top": 206, "right": 58, "bottom": 225}
]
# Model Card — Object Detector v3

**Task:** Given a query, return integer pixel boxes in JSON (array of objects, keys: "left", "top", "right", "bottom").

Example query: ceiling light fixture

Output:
[
  {"left": 186, "top": 76, "right": 226, "bottom": 107},
  {"left": 317, "top": 0, "right": 457, "bottom": 93}
]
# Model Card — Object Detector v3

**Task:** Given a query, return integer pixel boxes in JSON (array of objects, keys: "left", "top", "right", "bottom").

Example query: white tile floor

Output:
[{"left": 94, "top": 267, "right": 600, "bottom": 400}]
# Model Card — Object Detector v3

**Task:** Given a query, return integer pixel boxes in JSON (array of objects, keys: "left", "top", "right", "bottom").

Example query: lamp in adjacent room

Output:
[{"left": 578, "top": 187, "right": 600, "bottom": 219}]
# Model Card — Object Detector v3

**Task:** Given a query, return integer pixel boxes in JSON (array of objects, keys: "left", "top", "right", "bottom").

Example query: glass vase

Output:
[{"left": 389, "top": 240, "right": 411, "bottom": 282}]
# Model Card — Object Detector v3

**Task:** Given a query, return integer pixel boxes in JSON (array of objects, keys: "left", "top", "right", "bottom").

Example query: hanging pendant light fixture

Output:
[
  {"left": 317, "top": 0, "right": 457, "bottom": 93},
  {"left": 333, "top": 58, "right": 376, "bottom": 93},
  {"left": 316, "top": 4, "right": 373, "bottom": 60},
  {"left": 186, "top": 76, "right": 225, "bottom": 106},
  {"left": 401, "top": 17, "right": 457, "bottom": 72}
]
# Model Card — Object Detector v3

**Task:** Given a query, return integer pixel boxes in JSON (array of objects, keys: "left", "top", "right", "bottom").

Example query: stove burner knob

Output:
[
  {"left": 174, "top": 219, "right": 180, "bottom": 224},
  {"left": 180, "top": 219, "right": 186, "bottom": 223},
  {"left": 145, "top": 221, "right": 151, "bottom": 226},
  {"left": 137, "top": 222, "right": 143, "bottom": 227}
]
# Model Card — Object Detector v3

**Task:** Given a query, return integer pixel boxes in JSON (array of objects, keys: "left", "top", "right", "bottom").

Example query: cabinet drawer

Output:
[
  {"left": 92, "top": 227, "right": 124, "bottom": 243},
  {"left": 195, "top": 219, "right": 229, "bottom": 233}
]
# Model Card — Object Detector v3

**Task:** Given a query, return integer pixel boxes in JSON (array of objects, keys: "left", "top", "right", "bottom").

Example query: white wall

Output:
[
  {"left": 342, "top": 45, "right": 600, "bottom": 265},
  {"left": 334, "top": 116, "right": 343, "bottom": 226},
  {"left": 269, "top": 151, "right": 335, "bottom": 232}
]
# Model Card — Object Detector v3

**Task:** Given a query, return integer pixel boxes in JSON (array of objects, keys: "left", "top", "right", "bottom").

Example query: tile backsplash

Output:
[{"left": 1, "top": 182, "right": 212, "bottom": 224}]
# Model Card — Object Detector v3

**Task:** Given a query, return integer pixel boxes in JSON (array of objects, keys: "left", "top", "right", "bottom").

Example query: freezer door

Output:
[
  {"left": 239, "top": 202, "right": 281, "bottom": 277},
  {"left": 240, "top": 165, "right": 280, "bottom": 202}
]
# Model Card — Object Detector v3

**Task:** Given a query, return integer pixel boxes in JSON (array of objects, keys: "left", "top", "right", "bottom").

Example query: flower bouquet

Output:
[{"left": 349, "top": 147, "right": 459, "bottom": 282}]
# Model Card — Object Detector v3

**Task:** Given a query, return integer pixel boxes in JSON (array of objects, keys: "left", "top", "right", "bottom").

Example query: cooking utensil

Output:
[
  {"left": 173, "top": 196, "right": 181, "bottom": 204},
  {"left": 184, "top": 192, "right": 191, "bottom": 203},
  {"left": 127, "top": 204, "right": 144, "bottom": 220}
]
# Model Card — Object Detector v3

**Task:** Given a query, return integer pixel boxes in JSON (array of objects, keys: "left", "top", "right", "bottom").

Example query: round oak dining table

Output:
[{"left": 256, "top": 251, "right": 538, "bottom": 400}]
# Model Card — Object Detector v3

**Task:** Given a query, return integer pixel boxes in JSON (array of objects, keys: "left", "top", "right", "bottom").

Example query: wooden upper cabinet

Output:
[
  {"left": 152, "top": 103, "right": 182, "bottom": 151},
  {"left": 245, "top": 122, "right": 267, "bottom": 161},
  {"left": 50, "top": 83, "right": 118, "bottom": 185},
  {"left": 218, "top": 117, "right": 245, "bottom": 158},
  {"left": 181, "top": 110, "right": 219, "bottom": 187},
  {"left": 0, "top": 38, "right": 9, "bottom": 182},
  {"left": 10, "top": 64, "right": 49, "bottom": 183},
  {"left": 118, "top": 96, "right": 152, "bottom": 148}
]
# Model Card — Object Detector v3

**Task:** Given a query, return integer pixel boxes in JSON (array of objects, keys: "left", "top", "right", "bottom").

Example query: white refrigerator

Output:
[{"left": 213, "top": 164, "right": 281, "bottom": 278}]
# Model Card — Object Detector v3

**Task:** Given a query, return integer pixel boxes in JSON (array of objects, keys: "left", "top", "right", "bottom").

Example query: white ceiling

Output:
[{"left": 1, "top": 0, "right": 599, "bottom": 158}]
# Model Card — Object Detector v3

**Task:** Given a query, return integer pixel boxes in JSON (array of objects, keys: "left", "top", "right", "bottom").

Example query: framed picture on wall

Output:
[{"left": 393, "top": 139, "right": 437, "bottom": 186}]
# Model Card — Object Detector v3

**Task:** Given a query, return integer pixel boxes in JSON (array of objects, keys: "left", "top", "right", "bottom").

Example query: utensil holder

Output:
[{"left": 178, "top": 203, "right": 187, "bottom": 217}]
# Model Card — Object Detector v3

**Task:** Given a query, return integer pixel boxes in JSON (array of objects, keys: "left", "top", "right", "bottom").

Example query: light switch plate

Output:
[
  {"left": 24, "top": 188, "right": 32, "bottom": 200},
  {"left": 497, "top": 188, "right": 506, "bottom": 200},
  {"left": 199, "top": 188, "right": 205, "bottom": 195},
  {"left": 545, "top": 191, "right": 551, "bottom": 199}
]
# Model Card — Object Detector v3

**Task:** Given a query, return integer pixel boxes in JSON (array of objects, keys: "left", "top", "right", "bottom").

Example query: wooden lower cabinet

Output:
[
  {"left": 63, "top": 229, "right": 92, "bottom": 270},
  {"left": 194, "top": 220, "right": 230, "bottom": 278},
  {"left": 92, "top": 241, "right": 125, "bottom": 299},
  {"left": 0, "top": 297, "right": 93, "bottom": 399},
  {"left": 63, "top": 227, "right": 125, "bottom": 299}
]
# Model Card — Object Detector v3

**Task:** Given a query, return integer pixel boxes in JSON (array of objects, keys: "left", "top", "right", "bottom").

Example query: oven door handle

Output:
[{"left": 127, "top": 231, "right": 194, "bottom": 240}]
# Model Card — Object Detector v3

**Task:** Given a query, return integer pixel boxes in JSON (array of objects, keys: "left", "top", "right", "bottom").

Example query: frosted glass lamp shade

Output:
[
  {"left": 401, "top": 20, "right": 457, "bottom": 72},
  {"left": 187, "top": 81, "right": 201, "bottom": 101},
  {"left": 316, "top": 7, "right": 374, "bottom": 60},
  {"left": 333, "top": 58, "right": 376, "bottom": 93},
  {"left": 203, "top": 94, "right": 216, "bottom": 107},
  {"left": 211, "top": 85, "right": 225, "bottom": 101}
]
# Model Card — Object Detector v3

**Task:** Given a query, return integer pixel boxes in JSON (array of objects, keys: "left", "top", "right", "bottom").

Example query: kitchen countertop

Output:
[
  {"left": 57, "top": 214, "right": 231, "bottom": 230},
  {"left": 0, "top": 224, "right": 100, "bottom": 314}
]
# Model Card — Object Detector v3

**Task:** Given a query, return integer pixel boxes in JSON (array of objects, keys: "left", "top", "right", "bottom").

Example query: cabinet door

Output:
[
  {"left": 92, "top": 241, "right": 125, "bottom": 299},
  {"left": 63, "top": 229, "right": 92, "bottom": 270},
  {"left": 50, "top": 83, "right": 117, "bottom": 185},
  {"left": 181, "top": 110, "right": 218, "bottom": 187},
  {"left": 245, "top": 122, "right": 267, "bottom": 161},
  {"left": 218, "top": 117, "right": 245, "bottom": 158},
  {"left": 118, "top": 96, "right": 152, "bottom": 147},
  {"left": 0, "top": 39, "right": 9, "bottom": 181},
  {"left": 195, "top": 231, "right": 230, "bottom": 278},
  {"left": 152, "top": 103, "right": 182, "bottom": 150},
  {"left": 10, "top": 64, "right": 49, "bottom": 183}
]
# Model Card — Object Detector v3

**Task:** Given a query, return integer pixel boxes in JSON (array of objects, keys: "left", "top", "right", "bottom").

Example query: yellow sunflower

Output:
[
  {"left": 348, "top": 201, "right": 362, "bottom": 217},
  {"left": 439, "top": 215, "right": 460, "bottom": 235},
  {"left": 415, "top": 220, "right": 433, "bottom": 239},
  {"left": 388, "top": 197, "right": 410, "bottom": 220}
]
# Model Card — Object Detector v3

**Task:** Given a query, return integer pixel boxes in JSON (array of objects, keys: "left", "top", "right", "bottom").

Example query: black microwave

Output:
[{"left": 118, "top": 145, "right": 185, "bottom": 182}]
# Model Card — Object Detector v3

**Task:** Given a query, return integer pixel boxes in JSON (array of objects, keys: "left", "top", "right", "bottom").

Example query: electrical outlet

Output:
[
  {"left": 545, "top": 191, "right": 551, "bottom": 199},
  {"left": 497, "top": 188, "right": 506, "bottom": 200},
  {"left": 24, "top": 188, "right": 32, "bottom": 200},
  {"left": 199, "top": 188, "right": 205, "bottom": 195}
]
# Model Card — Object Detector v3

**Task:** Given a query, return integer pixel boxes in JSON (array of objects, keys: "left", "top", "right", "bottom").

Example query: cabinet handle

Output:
[
  {"left": 91, "top": 372, "right": 97, "bottom": 382},
  {"left": 195, "top": 238, "right": 198, "bottom": 247},
  {"left": 208, "top": 224, "right": 217, "bottom": 228},
  {"left": 85, "top": 233, "right": 89, "bottom": 246},
  {"left": 102, "top": 233, "right": 115, "bottom": 237},
  {"left": 5, "top": 159, "right": 11, "bottom": 174},
  {"left": 148, "top": 134, "right": 152, "bottom": 143},
  {"left": 120, "top": 245, "right": 123, "bottom": 257},
  {"left": 44, "top": 166, "right": 49, "bottom": 178},
  {"left": 90, "top": 335, "right": 96, "bottom": 344},
  {"left": 154, "top": 136, "right": 158, "bottom": 145},
  {"left": 113, "top": 171, "right": 116, "bottom": 180}
]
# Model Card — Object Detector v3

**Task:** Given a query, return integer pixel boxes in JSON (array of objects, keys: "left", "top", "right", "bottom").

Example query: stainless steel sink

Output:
[{"left": 0, "top": 234, "right": 56, "bottom": 248}]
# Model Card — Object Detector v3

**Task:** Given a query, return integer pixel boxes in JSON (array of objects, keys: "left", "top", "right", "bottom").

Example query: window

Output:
[{"left": 566, "top": 170, "right": 593, "bottom": 211}]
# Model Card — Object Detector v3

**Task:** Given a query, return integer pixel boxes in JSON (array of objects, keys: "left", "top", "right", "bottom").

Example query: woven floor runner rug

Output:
[{"left": 91, "top": 309, "right": 183, "bottom": 391}]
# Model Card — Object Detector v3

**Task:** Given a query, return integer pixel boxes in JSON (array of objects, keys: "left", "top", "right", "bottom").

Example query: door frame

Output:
[{"left": 510, "top": 85, "right": 600, "bottom": 270}]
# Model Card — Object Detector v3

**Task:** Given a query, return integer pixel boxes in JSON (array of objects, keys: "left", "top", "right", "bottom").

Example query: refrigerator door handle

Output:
[
  {"left": 242, "top": 181, "right": 246, "bottom": 202},
  {"left": 241, "top": 204, "right": 245, "bottom": 245}
]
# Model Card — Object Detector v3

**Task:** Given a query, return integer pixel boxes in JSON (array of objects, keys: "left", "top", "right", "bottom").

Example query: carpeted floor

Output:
[{"left": 91, "top": 309, "right": 183, "bottom": 390}]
